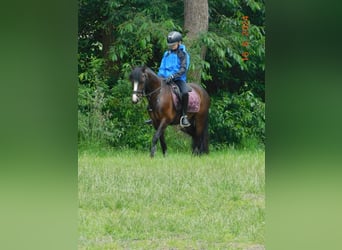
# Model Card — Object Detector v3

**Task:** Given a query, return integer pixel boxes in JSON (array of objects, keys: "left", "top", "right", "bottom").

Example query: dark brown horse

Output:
[{"left": 130, "top": 66, "right": 210, "bottom": 157}]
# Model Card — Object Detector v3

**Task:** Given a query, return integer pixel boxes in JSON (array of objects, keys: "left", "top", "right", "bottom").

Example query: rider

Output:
[{"left": 146, "top": 31, "right": 191, "bottom": 127}]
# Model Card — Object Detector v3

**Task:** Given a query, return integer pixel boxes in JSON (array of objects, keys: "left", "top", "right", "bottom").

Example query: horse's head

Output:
[{"left": 129, "top": 66, "right": 148, "bottom": 104}]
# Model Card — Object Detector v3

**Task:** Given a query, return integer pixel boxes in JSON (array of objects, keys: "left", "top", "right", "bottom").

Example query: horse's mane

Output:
[
  {"left": 145, "top": 67, "right": 172, "bottom": 93},
  {"left": 145, "top": 67, "right": 161, "bottom": 82},
  {"left": 144, "top": 67, "right": 157, "bottom": 77}
]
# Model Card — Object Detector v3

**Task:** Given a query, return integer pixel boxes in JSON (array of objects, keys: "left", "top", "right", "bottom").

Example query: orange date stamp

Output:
[{"left": 241, "top": 15, "right": 249, "bottom": 61}]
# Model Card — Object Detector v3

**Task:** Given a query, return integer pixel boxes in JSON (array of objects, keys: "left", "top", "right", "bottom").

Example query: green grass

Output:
[{"left": 79, "top": 150, "right": 265, "bottom": 249}]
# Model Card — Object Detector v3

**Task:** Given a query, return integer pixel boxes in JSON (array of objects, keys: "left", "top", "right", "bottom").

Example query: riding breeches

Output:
[{"left": 173, "top": 80, "right": 189, "bottom": 98}]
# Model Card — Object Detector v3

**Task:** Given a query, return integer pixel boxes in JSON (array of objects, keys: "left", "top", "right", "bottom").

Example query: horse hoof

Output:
[{"left": 150, "top": 147, "right": 156, "bottom": 158}]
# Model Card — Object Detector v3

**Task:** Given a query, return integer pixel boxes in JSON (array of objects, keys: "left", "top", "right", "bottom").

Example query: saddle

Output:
[{"left": 170, "top": 83, "right": 201, "bottom": 113}]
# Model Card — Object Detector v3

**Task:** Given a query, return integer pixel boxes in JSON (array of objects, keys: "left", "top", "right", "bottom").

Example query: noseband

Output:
[{"left": 132, "top": 89, "right": 143, "bottom": 95}]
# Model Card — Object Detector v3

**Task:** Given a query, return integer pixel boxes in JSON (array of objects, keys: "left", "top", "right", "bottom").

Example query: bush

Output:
[
  {"left": 209, "top": 91, "right": 265, "bottom": 149},
  {"left": 78, "top": 55, "right": 116, "bottom": 148},
  {"left": 107, "top": 80, "right": 152, "bottom": 150},
  {"left": 79, "top": 78, "right": 265, "bottom": 150}
]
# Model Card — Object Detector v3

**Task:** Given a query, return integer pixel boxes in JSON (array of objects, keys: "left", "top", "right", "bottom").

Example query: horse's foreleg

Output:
[
  {"left": 151, "top": 120, "right": 167, "bottom": 158},
  {"left": 160, "top": 131, "right": 167, "bottom": 157}
]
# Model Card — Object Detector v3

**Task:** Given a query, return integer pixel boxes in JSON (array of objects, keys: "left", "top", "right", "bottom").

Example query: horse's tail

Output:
[
  {"left": 201, "top": 110, "right": 209, "bottom": 154},
  {"left": 201, "top": 86, "right": 210, "bottom": 154}
]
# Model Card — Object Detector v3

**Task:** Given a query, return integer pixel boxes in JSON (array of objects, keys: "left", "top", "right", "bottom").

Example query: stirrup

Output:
[{"left": 180, "top": 115, "right": 191, "bottom": 128}]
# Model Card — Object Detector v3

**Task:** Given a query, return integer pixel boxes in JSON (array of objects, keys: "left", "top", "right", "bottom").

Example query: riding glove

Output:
[{"left": 166, "top": 75, "right": 174, "bottom": 84}]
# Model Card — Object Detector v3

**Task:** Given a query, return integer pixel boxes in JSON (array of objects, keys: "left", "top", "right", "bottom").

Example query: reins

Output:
[
  {"left": 144, "top": 86, "right": 161, "bottom": 97},
  {"left": 132, "top": 84, "right": 161, "bottom": 98}
]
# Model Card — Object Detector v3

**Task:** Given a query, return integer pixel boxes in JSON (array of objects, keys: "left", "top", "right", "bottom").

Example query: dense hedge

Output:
[
  {"left": 209, "top": 91, "right": 265, "bottom": 149},
  {"left": 78, "top": 77, "right": 265, "bottom": 150}
]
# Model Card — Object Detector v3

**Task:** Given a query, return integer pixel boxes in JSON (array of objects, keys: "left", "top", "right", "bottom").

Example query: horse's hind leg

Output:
[
  {"left": 200, "top": 117, "right": 209, "bottom": 154},
  {"left": 192, "top": 113, "right": 209, "bottom": 155},
  {"left": 192, "top": 137, "right": 200, "bottom": 155},
  {"left": 190, "top": 127, "right": 200, "bottom": 155}
]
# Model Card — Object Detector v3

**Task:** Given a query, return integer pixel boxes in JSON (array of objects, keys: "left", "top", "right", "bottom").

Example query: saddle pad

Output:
[{"left": 172, "top": 90, "right": 201, "bottom": 113}]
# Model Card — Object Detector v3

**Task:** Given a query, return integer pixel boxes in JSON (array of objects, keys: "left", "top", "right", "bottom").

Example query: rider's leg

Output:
[{"left": 176, "top": 81, "right": 191, "bottom": 127}]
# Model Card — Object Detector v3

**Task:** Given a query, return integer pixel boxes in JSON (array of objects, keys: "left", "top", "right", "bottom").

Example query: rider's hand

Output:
[{"left": 166, "top": 75, "right": 174, "bottom": 84}]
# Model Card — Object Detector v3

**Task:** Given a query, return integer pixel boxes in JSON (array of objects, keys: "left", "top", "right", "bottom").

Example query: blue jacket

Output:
[{"left": 157, "top": 44, "right": 190, "bottom": 82}]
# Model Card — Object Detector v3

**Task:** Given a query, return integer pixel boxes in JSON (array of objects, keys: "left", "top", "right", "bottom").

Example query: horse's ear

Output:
[{"left": 142, "top": 65, "right": 147, "bottom": 72}]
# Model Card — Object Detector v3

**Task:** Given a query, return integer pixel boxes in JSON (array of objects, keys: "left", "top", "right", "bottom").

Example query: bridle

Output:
[{"left": 133, "top": 72, "right": 161, "bottom": 99}]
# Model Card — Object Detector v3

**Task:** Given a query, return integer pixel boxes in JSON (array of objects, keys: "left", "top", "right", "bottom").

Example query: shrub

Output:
[
  {"left": 107, "top": 80, "right": 151, "bottom": 150},
  {"left": 209, "top": 91, "right": 265, "bottom": 149}
]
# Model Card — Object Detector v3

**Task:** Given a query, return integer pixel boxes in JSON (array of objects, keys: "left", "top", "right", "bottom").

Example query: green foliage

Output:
[
  {"left": 203, "top": 0, "right": 265, "bottom": 99},
  {"left": 78, "top": 55, "right": 115, "bottom": 147},
  {"left": 78, "top": 75, "right": 152, "bottom": 150},
  {"left": 108, "top": 80, "right": 151, "bottom": 150},
  {"left": 110, "top": 13, "right": 181, "bottom": 74},
  {"left": 209, "top": 91, "right": 265, "bottom": 149}
]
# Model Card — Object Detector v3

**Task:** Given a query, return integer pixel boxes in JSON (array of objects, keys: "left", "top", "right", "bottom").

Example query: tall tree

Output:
[{"left": 184, "top": 0, "right": 209, "bottom": 83}]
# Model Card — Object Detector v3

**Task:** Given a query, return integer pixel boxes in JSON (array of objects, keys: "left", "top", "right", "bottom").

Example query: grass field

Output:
[{"left": 78, "top": 149, "right": 265, "bottom": 250}]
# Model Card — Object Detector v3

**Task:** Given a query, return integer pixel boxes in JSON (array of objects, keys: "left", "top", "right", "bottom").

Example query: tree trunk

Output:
[
  {"left": 101, "top": 23, "right": 115, "bottom": 81},
  {"left": 184, "top": 0, "right": 209, "bottom": 83}
]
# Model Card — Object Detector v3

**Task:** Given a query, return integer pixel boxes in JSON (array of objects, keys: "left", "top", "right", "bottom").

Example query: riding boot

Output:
[
  {"left": 145, "top": 119, "right": 152, "bottom": 125},
  {"left": 180, "top": 93, "right": 191, "bottom": 127}
]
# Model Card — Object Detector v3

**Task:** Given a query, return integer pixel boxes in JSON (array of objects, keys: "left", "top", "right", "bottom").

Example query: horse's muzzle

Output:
[{"left": 132, "top": 93, "right": 140, "bottom": 103}]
